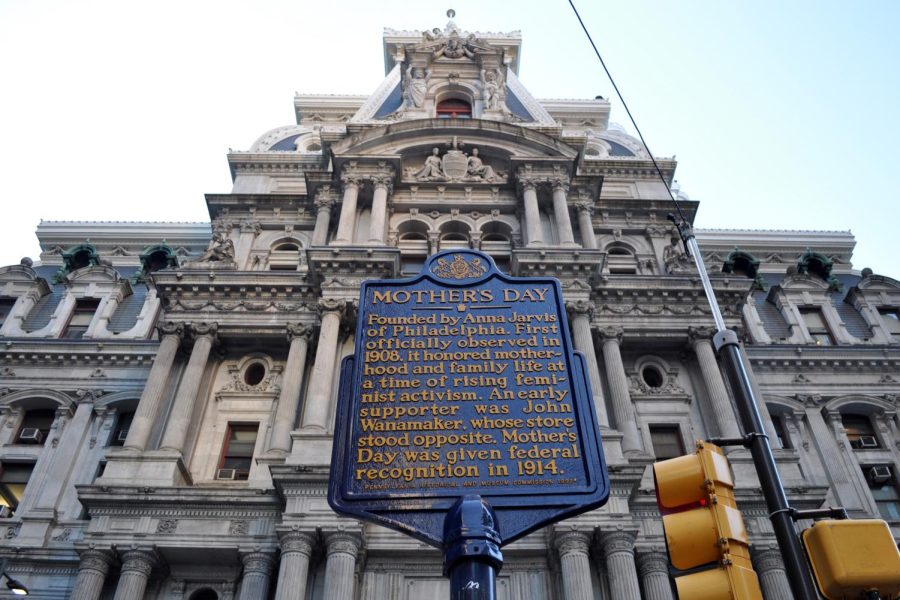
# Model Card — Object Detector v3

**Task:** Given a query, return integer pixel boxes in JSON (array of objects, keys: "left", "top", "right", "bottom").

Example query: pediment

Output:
[
  {"left": 65, "top": 265, "right": 122, "bottom": 284},
  {"left": 856, "top": 274, "right": 900, "bottom": 291},
  {"left": 0, "top": 264, "right": 39, "bottom": 284}
]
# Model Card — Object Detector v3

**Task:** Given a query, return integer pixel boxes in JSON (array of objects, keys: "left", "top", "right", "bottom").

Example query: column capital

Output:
[
  {"left": 599, "top": 326, "right": 624, "bottom": 343},
  {"left": 552, "top": 528, "right": 591, "bottom": 556},
  {"left": 240, "top": 551, "right": 276, "bottom": 575},
  {"left": 565, "top": 299, "right": 594, "bottom": 320},
  {"left": 596, "top": 529, "right": 637, "bottom": 557},
  {"left": 573, "top": 200, "right": 594, "bottom": 215},
  {"left": 635, "top": 549, "right": 669, "bottom": 577},
  {"left": 156, "top": 320, "right": 185, "bottom": 339},
  {"left": 752, "top": 545, "right": 786, "bottom": 573},
  {"left": 118, "top": 549, "right": 158, "bottom": 576},
  {"left": 286, "top": 323, "right": 314, "bottom": 343},
  {"left": 687, "top": 325, "right": 717, "bottom": 344},
  {"left": 550, "top": 178, "right": 570, "bottom": 194},
  {"left": 340, "top": 173, "right": 362, "bottom": 190},
  {"left": 78, "top": 547, "right": 116, "bottom": 575},
  {"left": 324, "top": 531, "right": 362, "bottom": 559},
  {"left": 317, "top": 298, "right": 347, "bottom": 317},
  {"left": 314, "top": 189, "right": 338, "bottom": 212},
  {"left": 515, "top": 167, "right": 540, "bottom": 192},
  {"left": 278, "top": 530, "right": 316, "bottom": 556},
  {"left": 371, "top": 171, "right": 395, "bottom": 191},
  {"left": 189, "top": 321, "right": 218, "bottom": 338}
]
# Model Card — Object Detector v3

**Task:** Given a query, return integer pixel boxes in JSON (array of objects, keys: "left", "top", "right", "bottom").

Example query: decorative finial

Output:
[{"left": 447, "top": 8, "right": 455, "bottom": 19}]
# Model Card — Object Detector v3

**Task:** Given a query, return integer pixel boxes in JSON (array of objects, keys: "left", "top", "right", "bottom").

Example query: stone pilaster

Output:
[
  {"left": 237, "top": 551, "right": 276, "bottom": 600},
  {"left": 553, "top": 529, "right": 593, "bottom": 600},
  {"left": 124, "top": 321, "right": 183, "bottom": 451},
  {"left": 334, "top": 174, "right": 361, "bottom": 244},
  {"left": 368, "top": 173, "right": 393, "bottom": 245},
  {"left": 274, "top": 531, "right": 316, "bottom": 600},
  {"left": 566, "top": 300, "right": 609, "bottom": 427},
  {"left": 599, "top": 327, "right": 642, "bottom": 453},
  {"left": 32, "top": 395, "right": 95, "bottom": 513},
  {"left": 689, "top": 326, "right": 742, "bottom": 440},
  {"left": 323, "top": 532, "right": 361, "bottom": 600},
  {"left": 312, "top": 188, "right": 336, "bottom": 246},
  {"left": 574, "top": 201, "right": 597, "bottom": 249},
  {"left": 112, "top": 549, "right": 156, "bottom": 600},
  {"left": 753, "top": 546, "right": 793, "bottom": 600},
  {"left": 551, "top": 178, "right": 577, "bottom": 247},
  {"left": 70, "top": 549, "right": 115, "bottom": 600},
  {"left": 636, "top": 550, "right": 674, "bottom": 600},
  {"left": 159, "top": 322, "right": 218, "bottom": 454},
  {"left": 301, "top": 299, "right": 345, "bottom": 431},
  {"left": 268, "top": 324, "right": 312, "bottom": 454},
  {"left": 597, "top": 530, "right": 641, "bottom": 600}
]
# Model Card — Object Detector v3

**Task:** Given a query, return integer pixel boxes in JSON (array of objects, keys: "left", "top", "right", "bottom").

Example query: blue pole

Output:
[{"left": 443, "top": 495, "right": 503, "bottom": 600}]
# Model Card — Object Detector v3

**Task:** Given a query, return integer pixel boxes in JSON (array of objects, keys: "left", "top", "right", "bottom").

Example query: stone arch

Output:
[
  {"left": 95, "top": 390, "right": 141, "bottom": 412},
  {"left": 824, "top": 395, "right": 895, "bottom": 416},
  {"left": 65, "top": 265, "right": 120, "bottom": 283},
  {"left": 0, "top": 389, "right": 75, "bottom": 412},
  {"left": 249, "top": 125, "right": 320, "bottom": 153},
  {"left": 723, "top": 249, "right": 760, "bottom": 279}
]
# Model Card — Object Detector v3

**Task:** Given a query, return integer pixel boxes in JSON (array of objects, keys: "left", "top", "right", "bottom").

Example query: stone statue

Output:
[
  {"left": 663, "top": 237, "right": 692, "bottom": 274},
  {"left": 481, "top": 68, "right": 504, "bottom": 111},
  {"left": 413, "top": 148, "right": 445, "bottom": 180},
  {"left": 434, "top": 30, "right": 475, "bottom": 59},
  {"left": 199, "top": 232, "right": 235, "bottom": 262},
  {"left": 466, "top": 148, "right": 497, "bottom": 181},
  {"left": 402, "top": 65, "right": 429, "bottom": 109}
]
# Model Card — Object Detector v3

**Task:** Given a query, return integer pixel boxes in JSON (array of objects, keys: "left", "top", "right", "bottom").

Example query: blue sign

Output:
[{"left": 329, "top": 250, "right": 609, "bottom": 547}]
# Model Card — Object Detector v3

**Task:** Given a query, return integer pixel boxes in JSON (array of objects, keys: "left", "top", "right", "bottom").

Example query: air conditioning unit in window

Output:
[
  {"left": 0, "top": 506, "right": 11, "bottom": 519},
  {"left": 117, "top": 429, "right": 129, "bottom": 442},
  {"left": 216, "top": 468, "right": 237, "bottom": 480},
  {"left": 868, "top": 466, "right": 892, "bottom": 484},
  {"left": 858, "top": 435, "right": 879, "bottom": 448},
  {"left": 18, "top": 428, "right": 43, "bottom": 444}
]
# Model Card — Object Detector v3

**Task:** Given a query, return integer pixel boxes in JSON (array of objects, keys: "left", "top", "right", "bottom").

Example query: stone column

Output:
[
  {"left": 753, "top": 546, "right": 793, "bottom": 600},
  {"left": 274, "top": 531, "right": 316, "bottom": 600},
  {"left": 566, "top": 301, "right": 609, "bottom": 427},
  {"left": 159, "top": 322, "right": 218, "bottom": 453},
  {"left": 112, "top": 550, "right": 155, "bottom": 600},
  {"left": 636, "top": 550, "right": 674, "bottom": 600},
  {"left": 312, "top": 189, "right": 336, "bottom": 246},
  {"left": 551, "top": 178, "right": 577, "bottom": 247},
  {"left": 323, "top": 532, "right": 361, "bottom": 600},
  {"left": 599, "top": 327, "right": 642, "bottom": 453},
  {"left": 70, "top": 549, "right": 115, "bottom": 600},
  {"left": 125, "top": 321, "right": 183, "bottom": 451},
  {"left": 689, "top": 327, "right": 742, "bottom": 440},
  {"left": 519, "top": 176, "right": 543, "bottom": 246},
  {"left": 553, "top": 529, "right": 593, "bottom": 600},
  {"left": 301, "top": 299, "right": 345, "bottom": 431},
  {"left": 334, "top": 175, "right": 361, "bottom": 244},
  {"left": 368, "top": 174, "right": 392, "bottom": 245},
  {"left": 597, "top": 530, "right": 641, "bottom": 600},
  {"left": 268, "top": 324, "right": 313, "bottom": 454},
  {"left": 574, "top": 201, "right": 597, "bottom": 250},
  {"left": 237, "top": 552, "right": 276, "bottom": 600}
]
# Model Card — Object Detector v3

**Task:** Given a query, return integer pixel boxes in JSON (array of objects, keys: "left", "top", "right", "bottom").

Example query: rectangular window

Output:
[
  {"left": 842, "top": 414, "right": 879, "bottom": 449},
  {"left": 879, "top": 309, "right": 900, "bottom": 341},
  {"left": 0, "top": 463, "right": 34, "bottom": 516},
  {"left": 800, "top": 307, "right": 835, "bottom": 345},
  {"left": 864, "top": 465, "right": 900, "bottom": 521},
  {"left": 772, "top": 415, "right": 793, "bottom": 450},
  {"left": 649, "top": 425, "right": 685, "bottom": 461},
  {"left": 63, "top": 298, "right": 100, "bottom": 339},
  {"left": 217, "top": 423, "right": 259, "bottom": 481},
  {"left": 16, "top": 409, "right": 56, "bottom": 445},
  {"left": 0, "top": 298, "right": 16, "bottom": 329},
  {"left": 109, "top": 411, "right": 134, "bottom": 446}
]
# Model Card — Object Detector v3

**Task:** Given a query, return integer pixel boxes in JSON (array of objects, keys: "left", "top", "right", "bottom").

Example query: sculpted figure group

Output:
[{"left": 412, "top": 147, "right": 499, "bottom": 183}]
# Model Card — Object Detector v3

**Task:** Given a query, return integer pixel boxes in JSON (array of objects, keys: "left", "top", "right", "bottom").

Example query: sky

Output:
[{"left": 1, "top": 0, "right": 898, "bottom": 277}]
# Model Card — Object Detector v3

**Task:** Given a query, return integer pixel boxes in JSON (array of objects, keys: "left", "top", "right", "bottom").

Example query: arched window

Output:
[
  {"left": 189, "top": 589, "right": 219, "bottom": 600},
  {"left": 606, "top": 245, "right": 638, "bottom": 275},
  {"left": 269, "top": 241, "right": 302, "bottom": 271},
  {"left": 436, "top": 99, "right": 472, "bottom": 119}
]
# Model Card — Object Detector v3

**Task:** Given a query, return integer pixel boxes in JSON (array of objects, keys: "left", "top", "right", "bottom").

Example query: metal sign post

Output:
[{"left": 329, "top": 250, "right": 610, "bottom": 598}]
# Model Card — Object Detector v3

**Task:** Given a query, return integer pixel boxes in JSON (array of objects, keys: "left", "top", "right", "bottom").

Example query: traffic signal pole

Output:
[{"left": 671, "top": 217, "right": 820, "bottom": 600}]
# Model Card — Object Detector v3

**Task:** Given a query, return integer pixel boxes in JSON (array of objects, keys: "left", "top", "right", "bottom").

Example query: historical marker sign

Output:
[{"left": 329, "top": 250, "right": 609, "bottom": 547}]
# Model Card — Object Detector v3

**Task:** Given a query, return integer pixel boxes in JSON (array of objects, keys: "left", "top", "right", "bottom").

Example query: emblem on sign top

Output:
[{"left": 431, "top": 254, "right": 487, "bottom": 279}]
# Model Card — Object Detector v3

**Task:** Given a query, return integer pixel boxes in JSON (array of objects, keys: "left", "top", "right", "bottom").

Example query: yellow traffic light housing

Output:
[
  {"left": 802, "top": 518, "right": 900, "bottom": 600},
  {"left": 654, "top": 441, "right": 763, "bottom": 600}
]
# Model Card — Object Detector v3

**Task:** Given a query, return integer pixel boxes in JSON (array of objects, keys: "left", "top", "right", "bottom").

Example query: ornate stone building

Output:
[{"left": 0, "top": 16, "right": 898, "bottom": 600}]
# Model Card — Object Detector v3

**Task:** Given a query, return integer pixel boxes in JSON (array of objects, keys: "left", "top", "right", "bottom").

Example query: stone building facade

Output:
[{"left": 0, "top": 17, "right": 898, "bottom": 600}]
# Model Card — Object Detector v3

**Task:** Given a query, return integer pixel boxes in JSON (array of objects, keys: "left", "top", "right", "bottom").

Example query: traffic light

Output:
[
  {"left": 802, "top": 518, "right": 900, "bottom": 600},
  {"left": 653, "top": 441, "right": 763, "bottom": 600}
]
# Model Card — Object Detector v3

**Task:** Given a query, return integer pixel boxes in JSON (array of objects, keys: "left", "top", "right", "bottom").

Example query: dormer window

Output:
[
  {"left": 436, "top": 99, "right": 472, "bottom": 119},
  {"left": 64, "top": 298, "right": 100, "bottom": 339}
]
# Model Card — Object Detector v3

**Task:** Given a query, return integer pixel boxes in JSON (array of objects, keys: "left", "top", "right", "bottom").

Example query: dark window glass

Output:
[
  {"left": 864, "top": 465, "right": 900, "bottom": 521},
  {"left": 649, "top": 425, "right": 684, "bottom": 461},
  {"left": 772, "top": 414, "right": 792, "bottom": 449},
  {"left": 243, "top": 363, "right": 266, "bottom": 386},
  {"left": 110, "top": 411, "right": 135, "bottom": 446},
  {"left": 800, "top": 307, "right": 834, "bottom": 346},
  {"left": 16, "top": 409, "right": 55, "bottom": 445},
  {"left": 64, "top": 298, "right": 101, "bottom": 339},
  {"left": 436, "top": 99, "right": 472, "bottom": 119},
  {"left": 642, "top": 366, "right": 664, "bottom": 388},
  {"left": 190, "top": 590, "right": 219, "bottom": 600},
  {"left": 842, "top": 414, "right": 879, "bottom": 449},
  {"left": 0, "top": 463, "right": 34, "bottom": 515},
  {"left": 0, "top": 298, "right": 16, "bottom": 329},
  {"left": 879, "top": 309, "right": 900, "bottom": 341},
  {"left": 218, "top": 424, "right": 259, "bottom": 480}
]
